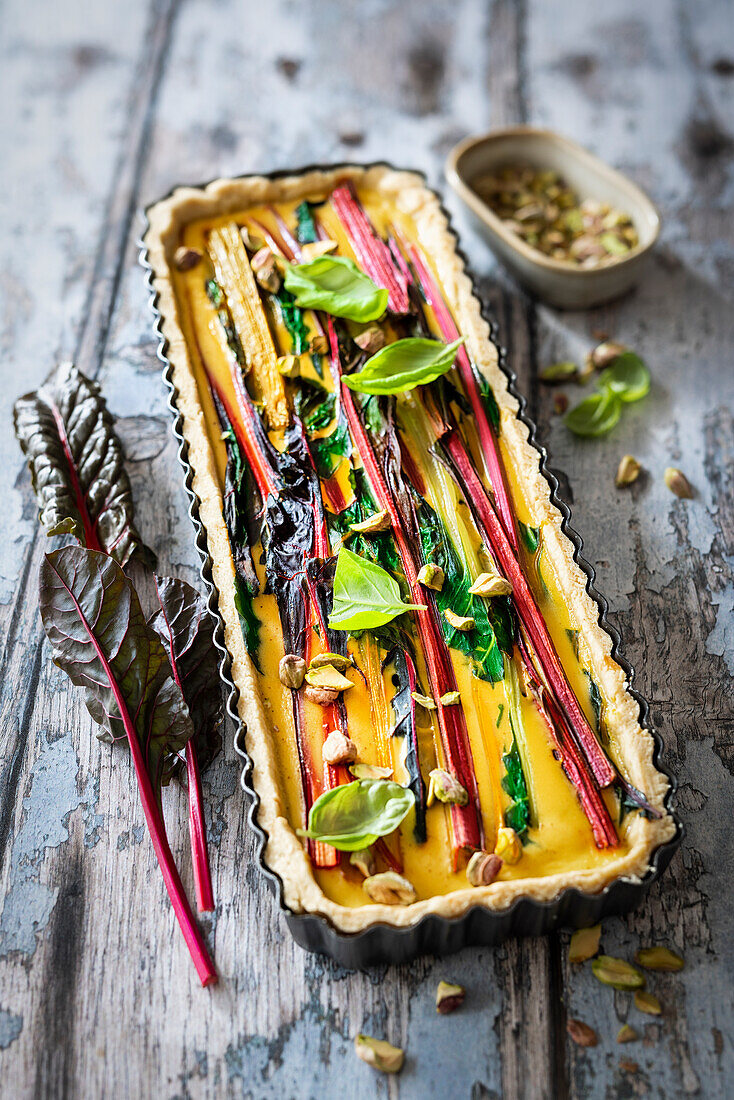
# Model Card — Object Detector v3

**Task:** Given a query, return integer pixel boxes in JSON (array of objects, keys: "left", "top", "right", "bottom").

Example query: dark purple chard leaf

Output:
[
  {"left": 38, "top": 545, "right": 216, "bottom": 985},
  {"left": 385, "top": 645, "right": 426, "bottom": 843},
  {"left": 14, "top": 361, "right": 155, "bottom": 567}
]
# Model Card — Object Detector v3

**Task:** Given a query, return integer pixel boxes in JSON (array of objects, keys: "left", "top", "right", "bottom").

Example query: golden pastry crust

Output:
[{"left": 144, "top": 165, "right": 676, "bottom": 934}]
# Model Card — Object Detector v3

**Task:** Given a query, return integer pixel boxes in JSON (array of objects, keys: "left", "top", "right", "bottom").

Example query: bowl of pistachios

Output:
[{"left": 446, "top": 127, "right": 660, "bottom": 309}]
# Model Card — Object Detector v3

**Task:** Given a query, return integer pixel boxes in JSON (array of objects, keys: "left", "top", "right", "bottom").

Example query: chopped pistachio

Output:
[
  {"left": 276, "top": 354, "right": 302, "bottom": 378},
  {"left": 411, "top": 690, "right": 437, "bottom": 710},
  {"left": 592, "top": 956, "right": 645, "bottom": 991},
  {"left": 617, "top": 1024, "right": 638, "bottom": 1044},
  {"left": 466, "top": 851, "right": 502, "bottom": 887},
  {"left": 308, "top": 652, "right": 353, "bottom": 672},
  {"left": 494, "top": 826, "right": 522, "bottom": 865},
  {"left": 539, "top": 361, "right": 578, "bottom": 384},
  {"left": 304, "top": 684, "right": 340, "bottom": 707},
  {"left": 590, "top": 340, "right": 626, "bottom": 369},
  {"left": 354, "top": 325, "right": 387, "bottom": 356},
  {"left": 350, "top": 848, "right": 376, "bottom": 878},
  {"left": 619, "top": 1059, "right": 639, "bottom": 1074},
  {"left": 566, "top": 1019, "right": 598, "bottom": 1048},
  {"left": 173, "top": 246, "right": 202, "bottom": 272},
  {"left": 300, "top": 238, "right": 338, "bottom": 262},
  {"left": 568, "top": 924, "right": 601, "bottom": 964},
  {"left": 350, "top": 763, "right": 393, "bottom": 780},
  {"left": 444, "top": 608, "right": 474, "bottom": 632},
  {"left": 322, "top": 729, "right": 358, "bottom": 766},
  {"left": 354, "top": 1034, "right": 404, "bottom": 1074},
  {"left": 635, "top": 946, "right": 684, "bottom": 972},
  {"left": 553, "top": 392, "right": 569, "bottom": 415},
  {"left": 468, "top": 571, "right": 513, "bottom": 598},
  {"left": 349, "top": 509, "right": 392, "bottom": 534},
  {"left": 417, "top": 563, "right": 445, "bottom": 591},
  {"left": 427, "top": 768, "right": 468, "bottom": 806},
  {"left": 310, "top": 333, "right": 329, "bottom": 356},
  {"left": 278, "top": 653, "right": 306, "bottom": 689},
  {"left": 250, "top": 247, "right": 281, "bottom": 293},
  {"left": 664, "top": 467, "right": 694, "bottom": 499},
  {"left": 439, "top": 691, "right": 461, "bottom": 706},
  {"left": 239, "top": 226, "right": 264, "bottom": 252},
  {"left": 634, "top": 990, "right": 662, "bottom": 1015},
  {"left": 616, "top": 454, "right": 641, "bottom": 488},
  {"left": 304, "top": 664, "right": 354, "bottom": 692},
  {"left": 363, "top": 872, "right": 416, "bottom": 906},
  {"left": 436, "top": 981, "right": 466, "bottom": 1015}
]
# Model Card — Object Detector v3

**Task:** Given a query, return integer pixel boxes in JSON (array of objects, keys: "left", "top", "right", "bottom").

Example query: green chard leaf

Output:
[
  {"left": 328, "top": 547, "right": 426, "bottom": 632},
  {"left": 343, "top": 338, "right": 464, "bottom": 395},
  {"left": 518, "top": 521, "right": 541, "bottom": 554},
  {"left": 295, "top": 200, "right": 318, "bottom": 245},
  {"left": 501, "top": 740, "right": 531, "bottom": 836},
  {"left": 283, "top": 255, "right": 388, "bottom": 323},
  {"left": 13, "top": 361, "right": 154, "bottom": 567},
  {"left": 233, "top": 576, "right": 262, "bottom": 670},
  {"left": 294, "top": 379, "right": 336, "bottom": 432},
  {"left": 564, "top": 389, "right": 623, "bottom": 437},
  {"left": 598, "top": 351, "right": 650, "bottom": 403},
  {"left": 298, "top": 779, "right": 415, "bottom": 850}
]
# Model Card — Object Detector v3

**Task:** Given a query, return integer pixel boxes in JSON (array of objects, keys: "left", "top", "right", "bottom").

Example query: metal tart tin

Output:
[{"left": 139, "top": 163, "right": 682, "bottom": 969}]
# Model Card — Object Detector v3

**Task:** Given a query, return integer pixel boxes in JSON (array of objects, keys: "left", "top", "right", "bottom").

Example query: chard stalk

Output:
[{"left": 331, "top": 184, "right": 411, "bottom": 315}]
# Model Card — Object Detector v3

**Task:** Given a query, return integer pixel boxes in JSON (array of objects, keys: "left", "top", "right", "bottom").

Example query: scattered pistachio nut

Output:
[
  {"left": 591, "top": 955, "right": 645, "bottom": 991},
  {"left": 279, "top": 653, "right": 306, "bottom": 690},
  {"left": 616, "top": 454, "right": 641, "bottom": 488},
  {"left": 468, "top": 571, "right": 513, "bottom": 598},
  {"left": 634, "top": 990, "right": 662, "bottom": 1016},
  {"left": 349, "top": 509, "right": 392, "bottom": 534},
  {"left": 664, "top": 467, "right": 693, "bottom": 499},
  {"left": 566, "top": 1019, "right": 598, "bottom": 1048},
  {"left": 310, "top": 333, "right": 329, "bottom": 356},
  {"left": 568, "top": 924, "right": 601, "bottom": 964},
  {"left": 276, "top": 353, "right": 302, "bottom": 378},
  {"left": 300, "top": 238, "right": 338, "bottom": 262},
  {"left": 350, "top": 763, "right": 393, "bottom": 780},
  {"left": 427, "top": 768, "right": 469, "bottom": 807},
  {"left": 411, "top": 691, "right": 436, "bottom": 710},
  {"left": 539, "top": 361, "right": 578, "bottom": 384},
  {"left": 304, "top": 684, "right": 340, "bottom": 707},
  {"left": 417, "top": 562, "right": 445, "bottom": 591},
  {"left": 239, "top": 226, "right": 264, "bottom": 252},
  {"left": 350, "top": 847, "right": 376, "bottom": 878},
  {"left": 250, "top": 247, "right": 281, "bottom": 293},
  {"left": 617, "top": 1024, "right": 638, "bottom": 1044},
  {"left": 354, "top": 324, "right": 387, "bottom": 356},
  {"left": 354, "top": 1034, "right": 404, "bottom": 1075},
  {"left": 466, "top": 851, "right": 502, "bottom": 887},
  {"left": 173, "top": 246, "right": 202, "bottom": 272},
  {"left": 619, "top": 1059, "right": 639, "bottom": 1074},
  {"left": 436, "top": 981, "right": 466, "bottom": 1015},
  {"left": 439, "top": 691, "right": 461, "bottom": 706},
  {"left": 553, "top": 392, "right": 569, "bottom": 415},
  {"left": 363, "top": 872, "right": 416, "bottom": 906},
  {"left": 444, "top": 608, "right": 474, "bottom": 632},
  {"left": 304, "top": 664, "right": 354, "bottom": 692},
  {"left": 494, "top": 826, "right": 522, "bottom": 865},
  {"left": 309, "top": 652, "right": 353, "bottom": 672},
  {"left": 590, "top": 340, "right": 626, "bottom": 370},
  {"left": 635, "top": 946, "right": 684, "bottom": 972},
  {"left": 322, "top": 729, "right": 358, "bottom": 766}
]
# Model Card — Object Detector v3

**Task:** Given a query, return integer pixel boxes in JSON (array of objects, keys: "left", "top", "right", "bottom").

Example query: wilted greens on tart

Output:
[{"left": 145, "top": 166, "right": 675, "bottom": 932}]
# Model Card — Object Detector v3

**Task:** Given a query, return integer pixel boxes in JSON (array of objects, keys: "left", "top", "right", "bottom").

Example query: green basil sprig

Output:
[
  {"left": 283, "top": 255, "right": 388, "bottom": 323},
  {"left": 298, "top": 779, "right": 415, "bottom": 850},
  {"left": 565, "top": 351, "right": 650, "bottom": 438},
  {"left": 328, "top": 547, "right": 426, "bottom": 632},
  {"left": 343, "top": 337, "right": 464, "bottom": 395}
]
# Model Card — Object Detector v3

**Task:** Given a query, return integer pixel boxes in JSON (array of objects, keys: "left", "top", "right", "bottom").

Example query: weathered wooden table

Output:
[{"left": 2, "top": 0, "right": 733, "bottom": 1096}]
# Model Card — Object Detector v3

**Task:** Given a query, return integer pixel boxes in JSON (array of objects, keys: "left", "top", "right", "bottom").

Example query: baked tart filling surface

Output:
[{"left": 145, "top": 166, "right": 675, "bottom": 931}]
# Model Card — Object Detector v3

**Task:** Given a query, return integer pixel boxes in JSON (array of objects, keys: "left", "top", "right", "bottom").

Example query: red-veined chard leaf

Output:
[
  {"left": 14, "top": 361, "right": 155, "bottom": 567},
  {"left": 298, "top": 779, "right": 415, "bottom": 851},
  {"left": 38, "top": 546, "right": 216, "bottom": 985}
]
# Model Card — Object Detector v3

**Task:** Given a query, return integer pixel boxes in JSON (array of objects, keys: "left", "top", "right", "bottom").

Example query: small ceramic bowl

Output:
[{"left": 445, "top": 127, "right": 661, "bottom": 309}]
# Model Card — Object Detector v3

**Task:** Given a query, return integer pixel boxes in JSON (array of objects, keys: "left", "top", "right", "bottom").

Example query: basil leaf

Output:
[
  {"left": 328, "top": 547, "right": 426, "bottom": 632},
  {"left": 564, "top": 390, "right": 623, "bottom": 438},
  {"left": 597, "top": 351, "right": 650, "bottom": 403},
  {"left": 283, "top": 256, "right": 388, "bottom": 323},
  {"left": 298, "top": 779, "right": 415, "bottom": 850},
  {"left": 342, "top": 337, "right": 464, "bottom": 395}
]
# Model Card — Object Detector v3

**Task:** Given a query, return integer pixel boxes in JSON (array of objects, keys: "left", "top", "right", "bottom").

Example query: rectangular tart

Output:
[{"left": 143, "top": 165, "right": 676, "bottom": 935}]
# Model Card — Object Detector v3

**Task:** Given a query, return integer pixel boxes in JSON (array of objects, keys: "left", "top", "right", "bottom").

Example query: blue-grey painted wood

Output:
[{"left": 1, "top": 0, "right": 732, "bottom": 1096}]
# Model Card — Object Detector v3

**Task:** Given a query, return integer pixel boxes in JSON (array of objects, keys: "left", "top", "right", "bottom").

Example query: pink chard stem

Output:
[{"left": 185, "top": 741, "right": 215, "bottom": 913}]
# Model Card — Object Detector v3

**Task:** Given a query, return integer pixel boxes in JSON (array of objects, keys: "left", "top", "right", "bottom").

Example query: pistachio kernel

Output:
[
  {"left": 444, "top": 608, "right": 475, "bottom": 632},
  {"left": 411, "top": 690, "right": 437, "bottom": 710},
  {"left": 354, "top": 1034, "right": 404, "bottom": 1075},
  {"left": 278, "top": 653, "right": 306, "bottom": 690},
  {"left": 417, "top": 563, "right": 445, "bottom": 591},
  {"left": 349, "top": 509, "right": 392, "bottom": 534},
  {"left": 664, "top": 467, "right": 694, "bottom": 499},
  {"left": 276, "top": 354, "right": 302, "bottom": 378},
  {"left": 427, "top": 768, "right": 468, "bottom": 807},
  {"left": 635, "top": 946, "right": 684, "bottom": 972},
  {"left": 349, "top": 847, "right": 376, "bottom": 878},
  {"left": 553, "top": 392, "right": 569, "bottom": 416},
  {"left": 354, "top": 325, "right": 387, "bottom": 356},
  {"left": 250, "top": 247, "right": 281, "bottom": 293},
  {"left": 617, "top": 1025, "right": 638, "bottom": 1044},
  {"left": 566, "top": 1019, "right": 598, "bottom": 1048},
  {"left": 619, "top": 1060, "right": 639, "bottom": 1075},
  {"left": 439, "top": 691, "right": 461, "bottom": 706},
  {"left": 304, "top": 664, "right": 354, "bottom": 692},
  {"left": 616, "top": 454, "right": 641, "bottom": 488},
  {"left": 239, "top": 226, "right": 264, "bottom": 252},
  {"left": 173, "top": 246, "right": 203, "bottom": 272},
  {"left": 468, "top": 571, "right": 513, "bottom": 598},
  {"left": 466, "top": 851, "right": 502, "bottom": 887},
  {"left": 300, "top": 238, "right": 338, "bottom": 262},
  {"left": 322, "top": 729, "right": 358, "bottom": 766},
  {"left": 304, "top": 685, "right": 340, "bottom": 707},
  {"left": 436, "top": 980, "right": 466, "bottom": 1015},
  {"left": 350, "top": 763, "right": 393, "bottom": 780},
  {"left": 590, "top": 340, "right": 626, "bottom": 369},
  {"left": 309, "top": 333, "right": 329, "bottom": 356},
  {"left": 591, "top": 955, "right": 645, "bottom": 991},
  {"left": 634, "top": 990, "right": 662, "bottom": 1016},
  {"left": 363, "top": 872, "right": 416, "bottom": 906},
  {"left": 308, "top": 652, "right": 353, "bottom": 672},
  {"left": 494, "top": 826, "right": 522, "bottom": 865},
  {"left": 539, "top": 361, "right": 578, "bottom": 384},
  {"left": 568, "top": 924, "right": 601, "bottom": 964}
]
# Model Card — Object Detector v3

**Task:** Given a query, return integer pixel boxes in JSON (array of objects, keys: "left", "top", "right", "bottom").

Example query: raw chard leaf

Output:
[
  {"left": 38, "top": 546, "right": 216, "bottom": 985},
  {"left": 14, "top": 361, "right": 154, "bottom": 567},
  {"left": 342, "top": 337, "right": 463, "bottom": 395},
  {"left": 298, "top": 779, "right": 415, "bottom": 850},
  {"left": 328, "top": 547, "right": 426, "bottom": 632},
  {"left": 283, "top": 255, "right": 388, "bottom": 323}
]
